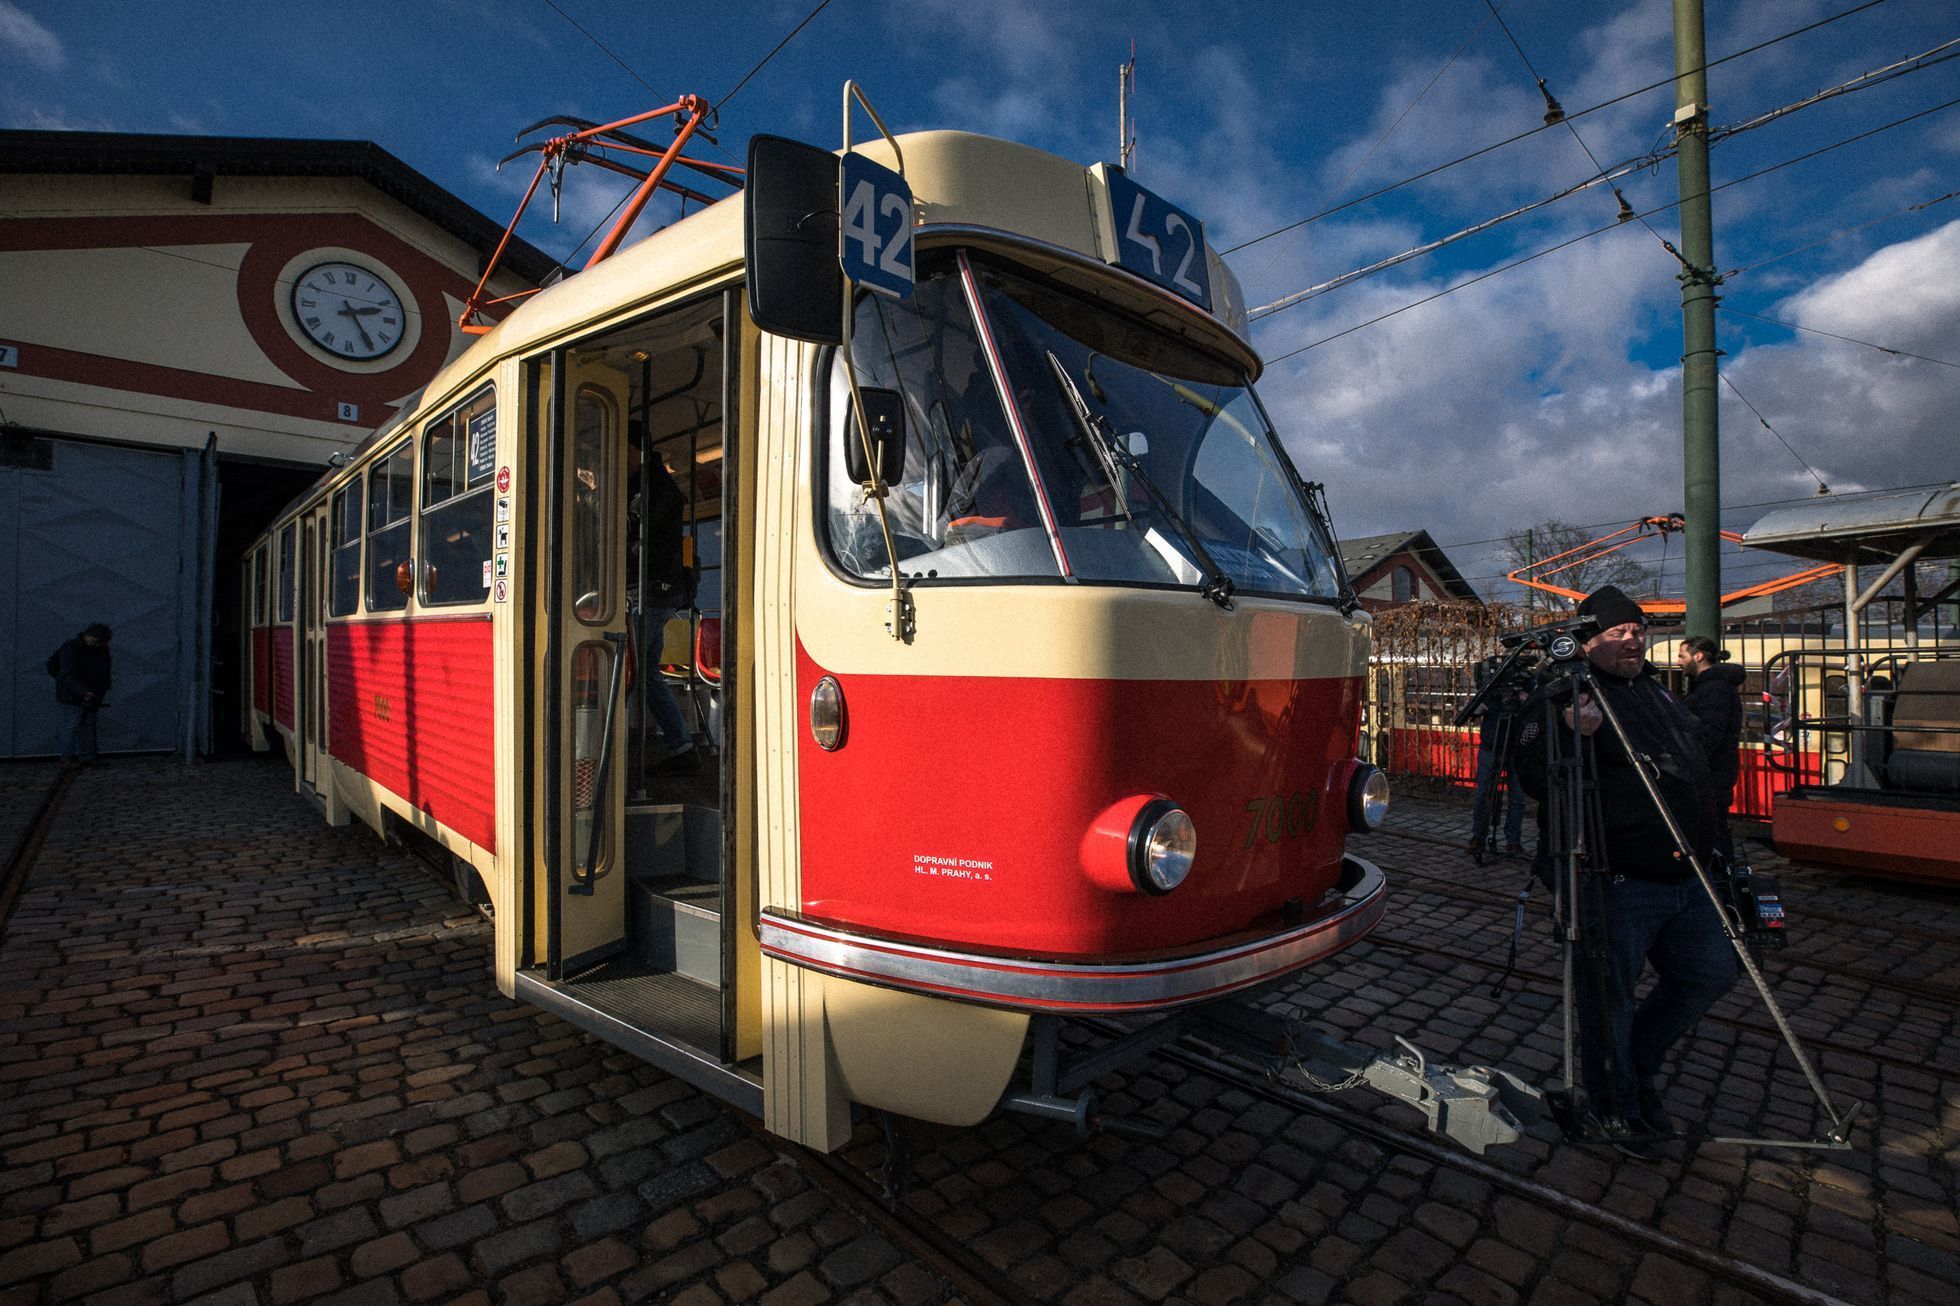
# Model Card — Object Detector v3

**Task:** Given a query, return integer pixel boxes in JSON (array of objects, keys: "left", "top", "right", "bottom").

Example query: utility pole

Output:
[{"left": 1674, "top": 0, "right": 1721, "bottom": 641}]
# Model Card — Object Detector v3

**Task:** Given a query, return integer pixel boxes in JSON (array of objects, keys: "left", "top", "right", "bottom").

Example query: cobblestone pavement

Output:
[{"left": 1, "top": 758, "right": 1956, "bottom": 1304}]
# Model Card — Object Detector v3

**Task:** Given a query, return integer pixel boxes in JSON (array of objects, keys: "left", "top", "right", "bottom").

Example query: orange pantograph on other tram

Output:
[{"left": 240, "top": 94, "right": 1529, "bottom": 1153}]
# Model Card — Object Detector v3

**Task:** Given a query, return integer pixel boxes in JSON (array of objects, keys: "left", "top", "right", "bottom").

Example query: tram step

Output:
[
  {"left": 624, "top": 804, "right": 722, "bottom": 884},
  {"left": 628, "top": 877, "right": 721, "bottom": 987}
]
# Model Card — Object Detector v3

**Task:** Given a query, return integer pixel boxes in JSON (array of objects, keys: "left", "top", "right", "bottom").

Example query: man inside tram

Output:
[
  {"left": 632, "top": 443, "right": 698, "bottom": 776},
  {"left": 1513, "top": 585, "right": 1736, "bottom": 1159}
]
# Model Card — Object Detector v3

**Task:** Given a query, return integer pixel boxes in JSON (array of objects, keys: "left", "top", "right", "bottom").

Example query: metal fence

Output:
[{"left": 1362, "top": 596, "right": 1960, "bottom": 819}]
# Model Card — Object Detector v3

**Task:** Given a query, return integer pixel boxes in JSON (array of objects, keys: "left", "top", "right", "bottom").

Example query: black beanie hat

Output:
[{"left": 1577, "top": 585, "right": 1646, "bottom": 633}]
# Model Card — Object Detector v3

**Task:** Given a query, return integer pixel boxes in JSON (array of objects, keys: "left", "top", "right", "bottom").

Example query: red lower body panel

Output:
[
  {"left": 251, "top": 628, "right": 271, "bottom": 716},
  {"left": 796, "top": 640, "right": 1364, "bottom": 958},
  {"left": 1773, "top": 790, "right": 1960, "bottom": 883},
  {"left": 327, "top": 617, "right": 496, "bottom": 851},
  {"left": 271, "top": 631, "right": 294, "bottom": 730}
]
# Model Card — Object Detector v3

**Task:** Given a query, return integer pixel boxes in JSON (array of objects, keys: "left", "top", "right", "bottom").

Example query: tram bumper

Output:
[{"left": 757, "top": 852, "right": 1387, "bottom": 1015}]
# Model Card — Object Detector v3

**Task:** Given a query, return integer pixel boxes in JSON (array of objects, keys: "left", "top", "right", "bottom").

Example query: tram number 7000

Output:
[{"left": 1242, "top": 791, "right": 1323, "bottom": 849}]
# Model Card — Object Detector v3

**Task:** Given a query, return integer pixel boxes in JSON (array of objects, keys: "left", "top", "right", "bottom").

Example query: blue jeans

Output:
[
  {"left": 640, "top": 607, "right": 691, "bottom": 753},
  {"left": 1574, "top": 874, "right": 1738, "bottom": 1117},
  {"left": 1469, "top": 739, "right": 1526, "bottom": 846},
  {"left": 60, "top": 702, "right": 99, "bottom": 761}
]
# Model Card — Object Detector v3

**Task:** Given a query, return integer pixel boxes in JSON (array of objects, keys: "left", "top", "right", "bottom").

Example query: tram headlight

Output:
[
  {"left": 810, "top": 676, "right": 846, "bottom": 750},
  {"left": 1131, "top": 799, "right": 1196, "bottom": 895},
  {"left": 1346, "top": 764, "right": 1390, "bottom": 832}
]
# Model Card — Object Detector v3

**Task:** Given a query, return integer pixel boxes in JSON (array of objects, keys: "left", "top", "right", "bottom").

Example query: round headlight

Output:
[
  {"left": 810, "top": 676, "right": 845, "bottom": 750},
  {"left": 1348, "top": 764, "right": 1389, "bottom": 831},
  {"left": 1130, "top": 800, "right": 1196, "bottom": 894}
]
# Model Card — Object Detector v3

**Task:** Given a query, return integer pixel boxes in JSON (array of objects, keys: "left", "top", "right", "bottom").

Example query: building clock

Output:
[{"left": 290, "top": 260, "right": 406, "bottom": 362}]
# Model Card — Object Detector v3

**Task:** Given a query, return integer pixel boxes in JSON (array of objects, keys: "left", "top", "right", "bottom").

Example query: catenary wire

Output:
[
  {"left": 541, "top": 0, "right": 660, "bottom": 97},
  {"left": 1724, "top": 308, "right": 1960, "bottom": 370},
  {"left": 1251, "top": 37, "right": 1960, "bottom": 319},
  {"left": 1223, "top": 0, "right": 1892, "bottom": 255},
  {"left": 1715, "top": 369, "right": 1831, "bottom": 493},
  {"left": 1724, "top": 190, "right": 1957, "bottom": 280},
  {"left": 716, "top": 0, "right": 835, "bottom": 111},
  {"left": 1243, "top": 3, "right": 1500, "bottom": 287},
  {"left": 1257, "top": 92, "right": 1960, "bottom": 361}
]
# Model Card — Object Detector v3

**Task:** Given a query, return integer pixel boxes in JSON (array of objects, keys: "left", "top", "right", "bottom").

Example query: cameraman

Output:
[{"left": 1514, "top": 586, "right": 1736, "bottom": 1155}]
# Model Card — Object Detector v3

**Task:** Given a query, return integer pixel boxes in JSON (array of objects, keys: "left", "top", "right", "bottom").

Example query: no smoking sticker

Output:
[{"left": 493, "top": 578, "right": 509, "bottom": 604}]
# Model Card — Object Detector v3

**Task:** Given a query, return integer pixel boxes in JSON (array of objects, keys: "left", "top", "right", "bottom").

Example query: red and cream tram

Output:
[{"left": 240, "top": 122, "right": 1398, "bottom": 1151}]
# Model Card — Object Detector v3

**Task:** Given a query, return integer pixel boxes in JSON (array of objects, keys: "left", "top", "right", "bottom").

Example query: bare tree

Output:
[{"left": 1497, "top": 520, "right": 1652, "bottom": 611}]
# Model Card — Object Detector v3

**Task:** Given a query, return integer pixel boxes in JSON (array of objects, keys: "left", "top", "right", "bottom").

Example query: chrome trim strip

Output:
[{"left": 759, "top": 854, "right": 1386, "bottom": 1013}]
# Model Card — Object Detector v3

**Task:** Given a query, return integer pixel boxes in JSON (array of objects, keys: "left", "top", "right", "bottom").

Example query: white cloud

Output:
[{"left": 0, "top": 1, "right": 62, "bottom": 71}]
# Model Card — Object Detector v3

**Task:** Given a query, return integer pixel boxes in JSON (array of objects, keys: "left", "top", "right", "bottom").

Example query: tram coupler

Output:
[
  {"left": 998, "top": 1090, "right": 1170, "bottom": 1141},
  {"left": 1191, "top": 1005, "right": 1539, "bottom": 1155}
]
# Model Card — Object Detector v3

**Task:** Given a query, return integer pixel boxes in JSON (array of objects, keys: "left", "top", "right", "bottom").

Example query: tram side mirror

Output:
[
  {"left": 745, "top": 135, "right": 843, "bottom": 346},
  {"left": 845, "top": 388, "right": 906, "bottom": 486}
]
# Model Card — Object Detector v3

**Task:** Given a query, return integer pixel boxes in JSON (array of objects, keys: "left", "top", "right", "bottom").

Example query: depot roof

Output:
[{"left": 0, "top": 129, "right": 555, "bottom": 285}]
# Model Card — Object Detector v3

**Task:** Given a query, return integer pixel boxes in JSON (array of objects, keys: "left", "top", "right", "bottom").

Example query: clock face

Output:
[{"left": 290, "top": 261, "right": 406, "bottom": 362}]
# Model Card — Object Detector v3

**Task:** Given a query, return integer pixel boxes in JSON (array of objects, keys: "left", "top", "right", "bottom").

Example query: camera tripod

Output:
[{"left": 1457, "top": 621, "right": 1860, "bottom": 1150}]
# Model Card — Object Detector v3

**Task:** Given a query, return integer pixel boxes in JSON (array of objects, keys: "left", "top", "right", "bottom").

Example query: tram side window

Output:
[
  {"left": 367, "top": 441, "right": 415, "bottom": 613},
  {"left": 572, "top": 387, "right": 615, "bottom": 623},
  {"left": 421, "top": 388, "right": 496, "bottom": 607},
  {"left": 277, "top": 524, "right": 296, "bottom": 622},
  {"left": 251, "top": 545, "right": 267, "bottom": 626},
  {"left": 328, "top": 483, "right": 363, "bottom": 617}
]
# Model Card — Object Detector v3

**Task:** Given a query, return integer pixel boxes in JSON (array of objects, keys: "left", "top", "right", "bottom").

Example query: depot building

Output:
[{"left": 0, "top": 130, "right": 550, "bottom": 760}]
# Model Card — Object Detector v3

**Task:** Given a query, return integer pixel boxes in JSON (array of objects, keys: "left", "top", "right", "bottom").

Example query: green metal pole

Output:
[{"left": 1674, "top": 0, "right": 1721, "bottom": 641}]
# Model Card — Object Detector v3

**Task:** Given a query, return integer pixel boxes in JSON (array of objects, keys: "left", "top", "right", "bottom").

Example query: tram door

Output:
[
  {"left": 547, "top": 359, "right": 634, "bottom": 975},
  {"left": 298, "top": 504, "right": 329, "bottom": 791}
]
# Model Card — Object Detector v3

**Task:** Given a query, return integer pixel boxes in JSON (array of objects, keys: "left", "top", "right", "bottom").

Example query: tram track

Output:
[
  {"left": 739, "top": 1116, "right": 1042, "bottom": 1306},
  {"left": 1355, "top": 931, "right": 1960, "bottom": 1083},
  {"left": 0, "top": 770, "right": 73, "bottom": 936},
  {"left": 1127, "top": 1029, "right": 1860, "bottom": 1306},
  {"left": 1368, "top": 826, "right": 1960, "bottom": 1008}
]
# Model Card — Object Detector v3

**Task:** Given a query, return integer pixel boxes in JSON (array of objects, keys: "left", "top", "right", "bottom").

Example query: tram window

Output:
[
  {"left": 366, "top": 440, "right": 415, "bottom": 613},
  {"left": 277, "top": 523, "right": 296, "bottom": 622},
  {"left": 825, "top": 263, "right": 1057, "bottom": 582},
  {"left": 421, "top": 388, "right": 495, "bottom": 607},
  {"left": 251, "top": 546, "right": 267, "bottom": 626},
  {"left": 572, "top": 386, "right": 615, "bottom": 624},
  {"left": 328, "top": 483, "right": 363, "bottom": 617}
]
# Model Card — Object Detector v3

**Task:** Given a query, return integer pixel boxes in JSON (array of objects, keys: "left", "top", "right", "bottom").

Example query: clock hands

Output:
[{"left": 336, "top": 299, "right": 377, "bottom": 353}]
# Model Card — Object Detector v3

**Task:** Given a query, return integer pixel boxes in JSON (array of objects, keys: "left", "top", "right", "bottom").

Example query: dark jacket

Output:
[
  {"left": 1515, "top": 662, "right": 1713, "bottom": 882},
  {"left": 1682, "top": 662, "right": 1747, "bottom": 783},
  {"left": 54, "top": 636, "right": 112, "bottom": 707}
]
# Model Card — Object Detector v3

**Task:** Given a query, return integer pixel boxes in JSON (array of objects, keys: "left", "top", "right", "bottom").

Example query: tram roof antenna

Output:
[
  {"left": 459, "top": 98, "right": 746, "bottom": 335},
  {"left": 1504, "top": 513, "right": 1841, "bottom": 614}
]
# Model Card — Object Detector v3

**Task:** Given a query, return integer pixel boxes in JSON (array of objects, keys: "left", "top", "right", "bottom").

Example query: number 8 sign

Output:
[{"left": 839, "top": 152, "right": 915, "bottom": 300}]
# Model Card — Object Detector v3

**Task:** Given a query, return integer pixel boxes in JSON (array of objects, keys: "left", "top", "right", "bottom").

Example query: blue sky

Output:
[{"left": 4, "top": 0, "right": 1957, "bottom": 599}]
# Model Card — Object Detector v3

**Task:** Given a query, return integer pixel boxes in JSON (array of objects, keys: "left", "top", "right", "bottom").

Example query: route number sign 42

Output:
[{"left": 840, "top": 152, "right": 914, "bottom": 300}]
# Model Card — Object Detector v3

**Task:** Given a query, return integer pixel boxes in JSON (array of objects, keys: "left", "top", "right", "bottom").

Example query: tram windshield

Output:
[{"left": 827, "top": 254, "right": 1343, "bottom": 601}]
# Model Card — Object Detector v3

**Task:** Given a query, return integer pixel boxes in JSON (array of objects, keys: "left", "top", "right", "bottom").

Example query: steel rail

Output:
[{"left": 0, "top": 771, "right": 74, "bottom": 936}]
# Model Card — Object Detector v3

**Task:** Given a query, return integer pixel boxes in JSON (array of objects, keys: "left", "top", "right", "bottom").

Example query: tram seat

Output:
[{"left": 1885, "top": 660, "right": 1960, "bottom": 795}]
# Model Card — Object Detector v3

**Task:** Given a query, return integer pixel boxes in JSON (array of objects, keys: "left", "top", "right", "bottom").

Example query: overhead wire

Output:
[
  {"left": 716, "top": 0, "right": 835, "bottom": 112},
  {"left": 1715, "top": 370, "right": 1831, "bottom": 494},
  {"left": 1258, "top": 92, "right": 1960, "bottom": 362},
  {"left": 1723, "top": 309, "right": 1960, "bottom": 370},
  {"left": 1723, "top": 190, "right": 1957, "bottom": 280},
  {"left": 1243, "top": 3, "right": 1501, "bottom": 287},
  {"left": 1252, "top": 35, "right": 1960, "bottom": 320},
  {"left": 1222, "top": 0, "right": 1892, "bottom": 256}
]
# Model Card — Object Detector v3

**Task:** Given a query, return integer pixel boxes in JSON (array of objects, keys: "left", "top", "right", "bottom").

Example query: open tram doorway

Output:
[{"left": 522, "top": 288, "right": 758, "bottom": 1103}]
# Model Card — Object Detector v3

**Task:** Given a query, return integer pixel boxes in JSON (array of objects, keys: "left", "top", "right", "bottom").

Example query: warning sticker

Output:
[
  {"left": 495, "top": 495, "right": 512, "bottom": 523},
  {"left": 493, "top": 578, "right": 509, "bottom": 604},
  {"left": 495, "top": 465, "right": 512, "bottom": 494},
  {"left": 482, "top": 559, "right": 493, "bottom": 589}
]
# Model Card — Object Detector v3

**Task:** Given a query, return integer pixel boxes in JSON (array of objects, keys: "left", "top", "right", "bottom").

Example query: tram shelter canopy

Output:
[{"left": 1742, "top": 482, "right": 1960, "bottom": 565}]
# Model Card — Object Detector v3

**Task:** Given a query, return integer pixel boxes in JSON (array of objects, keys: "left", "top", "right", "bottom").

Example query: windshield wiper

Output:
[{"left": 1045, "top": 351, "right": 1235, "bottom": 609}]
